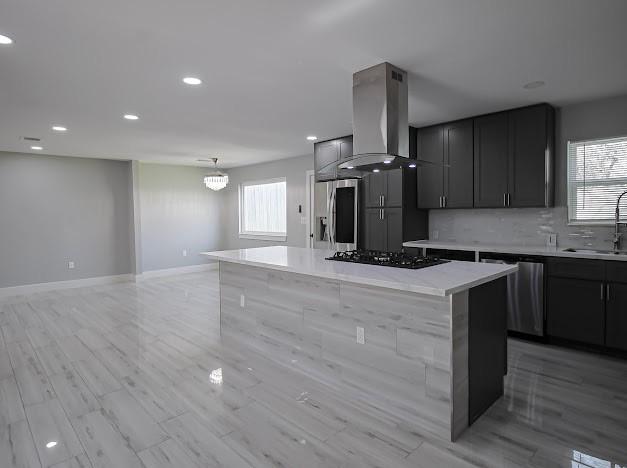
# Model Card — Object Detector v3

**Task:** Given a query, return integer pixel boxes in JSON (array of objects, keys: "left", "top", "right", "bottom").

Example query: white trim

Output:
[
  {"left": 305, "top": 170, "right": 315, "bottom": 248},
  {"left": 0, "top": 274, "right": 135, "bottom": 299},
  {"left": 135, "top": 263, "right": 218, "bottom": 281}
]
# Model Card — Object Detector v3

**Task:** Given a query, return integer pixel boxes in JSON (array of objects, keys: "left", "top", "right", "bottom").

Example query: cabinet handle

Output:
[
  {"left": 503, "top": 193, "right": 507, "bottom": 207},
  {"left": 381, "top": 195, "right": 385, "bottom": 207},
  {"left": 381, "top": 208, "right": 385, "bottom": 220},
  {"left": 439, "top": 196, "right": 443, "bottom": 208},
  {"left": 507, "top": 193, "right": 511, "bottom": 207},
  {"left": 607, "top": 284, "right": 611, "bottom": 301},
  {"left": 443, "top": 196, "right": 447, "bottom": 208},
  {"left": 601, "top": 283, "right": 605, "bottom": 301}
]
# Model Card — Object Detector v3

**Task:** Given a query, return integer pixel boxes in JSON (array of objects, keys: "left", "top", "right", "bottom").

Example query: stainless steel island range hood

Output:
[{"left": 320, "top": 62, "right": 442, "bottom": 177}]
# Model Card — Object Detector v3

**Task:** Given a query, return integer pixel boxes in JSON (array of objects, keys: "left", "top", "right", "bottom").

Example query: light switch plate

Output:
[
  {"left": 356, "top": 326, "right": 365, "bottom": 345},
  {"left": 68, "top": 261, "right": 75, "bottom": 269},
  {"left": 240, "top": 294, "right": 245, "bottom": 308},
  {"left": 432, "top": 230, "right": 439, "bottom": 240},
  {"left": 300, "top": 216, "right": 307, "bottom": 225},
  {"left": 182, "top": 249, "right": 188, "bottom": 257}
]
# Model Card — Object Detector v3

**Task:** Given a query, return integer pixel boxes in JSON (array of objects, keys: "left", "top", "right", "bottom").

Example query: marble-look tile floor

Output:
[{"left": 1, "top": 270, "right": 626, "bottom": 468}]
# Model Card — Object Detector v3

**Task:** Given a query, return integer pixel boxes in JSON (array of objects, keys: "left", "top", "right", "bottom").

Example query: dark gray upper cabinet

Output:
[
  {"left": 364, "top": 171, "right": 387, "bottom": 207},
  {"left": 417, "top": 120, "right": 473, "bottom": 209},
  {"left": 508, "top": 105, "right": 554, "bottom": 207},
  {"left": 385, "top": 169, "right": 403, "bottom": 207},
  {"left": 473, "top": 113, "right": 510, "bottom": 208},
  {"left": 314, "top": 135, "right": 353, "bottom": 182},
  {"left": 444, "top": 120, "right": 474, "bottom": 208},
  {"left": 417, "top": 125, "right": 444, "bottom": 209},
  {"left": 474, "top": 104, "right": 554, "bottom": 208}
]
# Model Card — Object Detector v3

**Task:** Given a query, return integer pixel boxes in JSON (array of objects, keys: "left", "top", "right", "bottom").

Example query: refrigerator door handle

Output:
[{"left": 330, "top": 186, "right": 336, "bottom": 247}]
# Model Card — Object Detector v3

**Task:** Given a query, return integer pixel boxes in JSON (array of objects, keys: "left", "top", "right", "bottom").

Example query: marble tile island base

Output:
[{"left": 202, "top": 247, "right": 516, "bottom": 442}]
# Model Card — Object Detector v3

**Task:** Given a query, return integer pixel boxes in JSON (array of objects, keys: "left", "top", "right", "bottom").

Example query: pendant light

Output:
[{"left": 203, "top": 158, "right": 229, "bottom": 191}]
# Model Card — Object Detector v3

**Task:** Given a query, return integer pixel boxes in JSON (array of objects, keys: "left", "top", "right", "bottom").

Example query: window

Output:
[
  {"left": 238, "top": 178, "right": 287, "bottom": 240},
  {"left": 568, "top": 136, "right": 627, "bottom": 224}
]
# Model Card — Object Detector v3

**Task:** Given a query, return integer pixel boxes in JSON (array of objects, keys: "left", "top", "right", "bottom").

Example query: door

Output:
[
  {"left": 385, "top": 169, "right": 403, "bottom": 207},
  {"left": 606, "top": 282, "right": 627, "bottom": 351},
  {"left": 364, "top": 208, "right": 387, "bottom": 251},
  {"left": 417, "top": 125, "right": 444, "bottom": 209},
  {"left": 474, "top": 113, "right": 509, "bottom": 208},
  {"left": 385, "top": 207, "right": 403, "bottom": 251},
  {"left": 444, "top": 120, "right": 474, "bottom": 208},
  {"left": 364, "top": 172, "right": 386, "bottom": 208},
  {"left": 546, "top": 277, "right": 605, "bottom": 345},
  {"left": 508, "top": 105, "right": 549, "bottom": 207}
]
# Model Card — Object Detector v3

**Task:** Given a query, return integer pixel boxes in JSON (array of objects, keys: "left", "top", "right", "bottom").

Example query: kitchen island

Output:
[{"left": 201, "top": 246, "right": 517, "bottom": 441}]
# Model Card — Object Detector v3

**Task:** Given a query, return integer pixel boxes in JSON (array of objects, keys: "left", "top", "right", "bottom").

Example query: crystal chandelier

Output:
[{"left": 203, "top": 158, "right": 229, "bottom": 191}]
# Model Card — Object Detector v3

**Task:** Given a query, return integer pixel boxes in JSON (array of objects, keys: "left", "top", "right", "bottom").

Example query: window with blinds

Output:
[
  {"left": 238, "top": 178, "right": 287, "bottom": 239},
  {"left": 567, "top": 136, "right": 627, "bottom": 224}
]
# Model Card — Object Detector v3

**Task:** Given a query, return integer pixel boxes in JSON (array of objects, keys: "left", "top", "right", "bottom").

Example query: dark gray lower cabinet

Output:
[
  {"left": 385, "top": 208, "right": 403, "bottom": 252},
  {"left": 547, "top": 277, "right": 605, "bottom": 346},
  {"left": 606, "top": 282, "right": 627, "bottom": 351}
]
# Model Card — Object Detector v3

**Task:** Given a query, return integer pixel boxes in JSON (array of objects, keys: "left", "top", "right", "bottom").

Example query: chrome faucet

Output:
[{"left": 614, "top": 190, "right": 627, "bottom": 252}]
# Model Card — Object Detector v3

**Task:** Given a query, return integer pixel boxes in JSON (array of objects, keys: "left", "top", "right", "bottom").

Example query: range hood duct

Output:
[{"left": 319, "top": 62, "right": 444, "bottom": 177}]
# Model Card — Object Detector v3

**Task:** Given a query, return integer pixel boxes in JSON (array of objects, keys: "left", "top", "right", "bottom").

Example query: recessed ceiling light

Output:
[
  {"left": 182, "top": 77, "right": 202, "bottom": 85},
  {"left": 523, "top": 81, "right": 545, "bottom": 90},
  {"left": 306, "top": 136, "right": 318, "bottom": 141},
  {"left": 373, "top": 169, "right": 380, "bottom": 173},
  {"left": 31, "top": 146, "right": 43, "bottom": 150},
  {"left": 408, "top": 163, "right": 416, "bottom": 168},
  {"left": 45, "top": 441, "right": 57, "bottom": 449},
  {"left": 0, "top": 34, "right": 13, "bottom": 45},
  {"left": 346, "top": 166, "right": 354, "bottom": 170},
  {"left": 52, "top": 126, "right": 67, "bottom": 132},
  {"left": 124, "top": 114, "right": 139, "bottom": 120},
  {"left": 383, "top": 160, "right": 391, "bottom": 164}
]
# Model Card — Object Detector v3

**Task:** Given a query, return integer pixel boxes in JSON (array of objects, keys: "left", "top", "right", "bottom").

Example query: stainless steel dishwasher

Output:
[{"left": 480, "top": 253, "right": 545, "bottom": 336}]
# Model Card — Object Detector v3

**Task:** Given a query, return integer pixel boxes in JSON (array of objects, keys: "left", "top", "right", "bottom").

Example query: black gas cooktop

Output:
[{"left": 325, "top": 250, "right": 449, "bottom": 269}]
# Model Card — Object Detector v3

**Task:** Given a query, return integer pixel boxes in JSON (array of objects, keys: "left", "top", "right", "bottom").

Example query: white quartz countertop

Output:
[
  {"left": 403, "top": 240, "right": 627, "bottom": 261},
  {"left": 201, "top": 246, "right": 517, "bottom": 297}
]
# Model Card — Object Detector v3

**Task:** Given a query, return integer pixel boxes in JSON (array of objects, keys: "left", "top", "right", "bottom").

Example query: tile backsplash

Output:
[{"left": 429, "top": 206, "right": 615, "bottom": 250}]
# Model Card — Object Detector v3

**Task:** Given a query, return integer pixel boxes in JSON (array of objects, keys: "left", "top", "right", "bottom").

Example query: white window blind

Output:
[
  {"left": 567, "top": 136, "right": 627, "bottom": 224},
  {"left": 239, "top": 178, "right": 287, "bottom": 239}
]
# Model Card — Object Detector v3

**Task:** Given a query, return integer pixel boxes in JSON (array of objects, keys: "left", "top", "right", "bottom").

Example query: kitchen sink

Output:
[{"left": 562, "top": 248, "right": 627, "bottom": 255}]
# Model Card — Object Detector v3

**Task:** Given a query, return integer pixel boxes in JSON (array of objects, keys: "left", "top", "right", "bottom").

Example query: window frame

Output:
[
  {"left": 238, "top": 177, "right": 287, "bottom": 241},
  {"left": 567, "top": 136, "right": 627, "bottom": 226}
]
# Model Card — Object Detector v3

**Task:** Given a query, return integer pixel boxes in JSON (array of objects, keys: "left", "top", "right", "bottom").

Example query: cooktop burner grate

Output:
[{"left": 325, "top": 249, "right": 449, "bottom": 269}]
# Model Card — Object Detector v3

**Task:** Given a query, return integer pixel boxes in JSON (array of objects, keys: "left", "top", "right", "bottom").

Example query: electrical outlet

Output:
[
  {"left": 432, "top": 230, "right": 439, "bottom": 240},
  {"left": 68, "top": 261, "right": 75, "bottom": 269},
  {"left": 240, "top": 294, "right": 245, "bottom": 308},
  {"left": 547, "top": 233, "right": 557, "bottom": 248},
  {"left": 182, "top": 249, "right": 188, "bottom": 257},
  {"left": 356, "top": 326, "right": 365, "bottom": 345}
]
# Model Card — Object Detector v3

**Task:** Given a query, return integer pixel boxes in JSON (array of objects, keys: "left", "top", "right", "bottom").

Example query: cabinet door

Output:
[
  {"left": 339, "top": 137, "right": 353, "bottom": 160},
  {"left": 364, "top": 208, "right": 387, "bottom": 251},
  {"left": 473, "top": 113, "right": 509, "bottom": 208},
  {"left": 385, "top": 207, "right": 403, "bottom": 251},
  {"left": 417, "top": 126, "right": 444, "bottom": 209},
  {"left": 314, "top": 140, "right": 339, "bottom": 181},
  {"left": 444, "top": 120, "right": 474, "bottom": 208},
  {"left": 385, "top": 169, "right": 403, "bottom": 207},
  {"left": 508, "top": 105, "right": 550, "bottom": 207},
  {"left": 364, "top": 172, "right": 387, "bottom": 208},
  {"left": 547, "top": 277, "right": 605, "bottom": 346},
  {"left": 606, "top": 282, "right": 627, "bottom": 351}
]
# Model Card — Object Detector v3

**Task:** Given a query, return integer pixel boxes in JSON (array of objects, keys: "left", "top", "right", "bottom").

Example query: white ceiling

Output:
[{"left": 1, "top": 0, "right": 627, "bottom": 168}]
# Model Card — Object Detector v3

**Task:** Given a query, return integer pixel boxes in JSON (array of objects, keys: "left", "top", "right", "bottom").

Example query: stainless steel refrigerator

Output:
[{"left": 314, "top": 179, "right": 359, "bottom": 251}]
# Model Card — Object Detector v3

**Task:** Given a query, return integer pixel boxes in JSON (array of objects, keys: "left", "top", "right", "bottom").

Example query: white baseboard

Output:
[
  {"left": 135, "top": 262, "right": 218, "bottom": 281},
  {"left": 0, "top": 274, "right": 135, "bottom": 299}
]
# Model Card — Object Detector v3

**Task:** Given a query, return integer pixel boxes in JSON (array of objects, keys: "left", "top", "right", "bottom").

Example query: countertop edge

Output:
[
  {"left": 403, "top": 240, "right": 627, "bottom": 262},
  {"left": 201, "top": 252, "right": 516, "bottom": 297}
]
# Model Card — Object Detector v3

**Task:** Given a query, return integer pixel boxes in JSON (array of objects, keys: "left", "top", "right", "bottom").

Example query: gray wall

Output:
[
  {"left": 220, "top": 155, "right": 313, "bottom": 250},
  {"left": 0, "top": 152, "right": 133, "bottom": 288},
  {"left": 138, "top": 163, "right": 223, "bottom": 272},
  {"left": 429, "top": 94, "right": 627, "bottom": 250}
]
